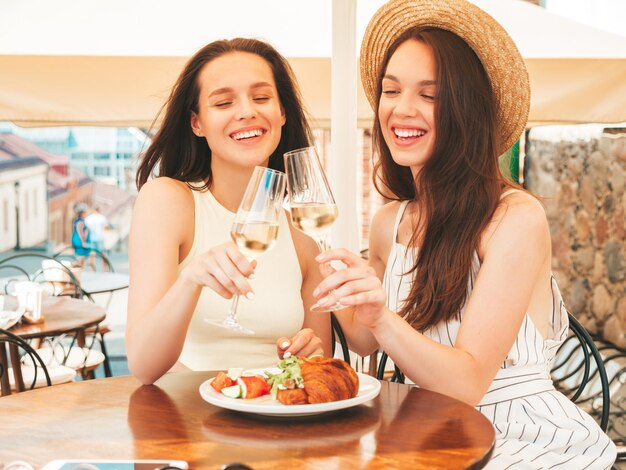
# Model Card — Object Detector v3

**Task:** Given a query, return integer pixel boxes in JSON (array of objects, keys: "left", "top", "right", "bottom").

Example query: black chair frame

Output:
[
  {"left": 375, "top": 313, "right": 611, "bottom": 432},
  {"left": 0, "top": 328, "right": 52, "bottom": 394}
]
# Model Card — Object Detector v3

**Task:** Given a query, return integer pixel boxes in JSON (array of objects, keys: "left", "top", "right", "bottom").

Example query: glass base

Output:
[
  {"left": 205, "top": 317, "right": 255, "bottom": 335},
  {"left": 310, "top": 301, "right": 350, "bottom": 313}
]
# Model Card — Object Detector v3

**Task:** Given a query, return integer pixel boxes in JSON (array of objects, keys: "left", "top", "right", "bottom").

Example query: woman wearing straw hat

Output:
[{"left": 315, "top": 0, "right": 615, "bottom": 466}]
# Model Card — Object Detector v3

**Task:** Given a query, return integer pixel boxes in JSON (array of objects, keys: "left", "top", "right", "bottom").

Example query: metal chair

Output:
[
  {"left": 551, "top": 313, "right": 610, "bottom": 432},
  {"left": 0, "top": 328, "right": 51, "bottom": 395},
  {"left": 0, "top": 252, "right": 108, "bottom": 379},
  {"left": 54, "top": 245, "right": 115, "bottom": 377},
  {"left": 54, "top": 245, "right": 114, "bottom": 273},
  {"left": 331, "top": 313, "right": 351, "bottom": 363},
  {"left": 374, "top": 313, "right": 611, "bottom": 432}
]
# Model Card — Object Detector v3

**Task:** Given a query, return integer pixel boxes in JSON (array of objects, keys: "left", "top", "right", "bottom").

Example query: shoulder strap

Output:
[
  {"left": 500, "top": 189, "right": 521, "bottom": 200},
  {"left": 392, "top": 201, "right": 410, "bottom": 240}
]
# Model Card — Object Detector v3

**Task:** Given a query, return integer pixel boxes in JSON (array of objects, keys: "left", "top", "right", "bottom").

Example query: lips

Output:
[{"left": 230, "top": 127, "right": 266, "bottom": 141}]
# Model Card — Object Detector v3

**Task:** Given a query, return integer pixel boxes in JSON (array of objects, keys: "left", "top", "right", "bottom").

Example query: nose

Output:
[
  {"left": 235, "top": 98, "right": 258, "bottom": 121},
  {"left": 393, "top": 91, "right": 418, "bottom": 118}
]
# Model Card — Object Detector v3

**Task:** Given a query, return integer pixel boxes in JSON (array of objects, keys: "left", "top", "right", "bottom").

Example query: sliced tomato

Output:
[
  {"left": 211, "top": 371, "right": 236, "bottom": 392},
  {"left": 240, "top": 375, "right": 271, "bottom": 399}
]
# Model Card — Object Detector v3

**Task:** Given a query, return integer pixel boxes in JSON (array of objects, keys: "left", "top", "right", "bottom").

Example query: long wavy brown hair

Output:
[
  {"left": 136, "top": 38, "right": 313, "bottom": 190},
  {"left": 372, "top": 28, "right": 515, "bottom": 331}
]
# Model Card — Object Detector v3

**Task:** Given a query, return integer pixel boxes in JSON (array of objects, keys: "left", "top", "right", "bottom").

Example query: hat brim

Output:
[{"left": 360, "top": 0, "right": 530, "bottom": 155}]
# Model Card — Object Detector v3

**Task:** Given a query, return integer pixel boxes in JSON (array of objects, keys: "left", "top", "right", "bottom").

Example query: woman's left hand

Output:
[{"left": 276, "top": 328, "right": 324, "bottom": 359}]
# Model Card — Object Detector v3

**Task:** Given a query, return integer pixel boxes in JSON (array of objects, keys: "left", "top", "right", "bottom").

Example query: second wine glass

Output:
[
  {"left": 206, "top": 166, "right": 286, "bottom": 335},
  {"left": 284, "top": 146, "right": 348, "bottom": 313}
]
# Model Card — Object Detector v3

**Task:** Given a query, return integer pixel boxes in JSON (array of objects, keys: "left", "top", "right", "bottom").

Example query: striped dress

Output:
[{"left": 383, "top": 200, "right": 616, "bottom": 469}]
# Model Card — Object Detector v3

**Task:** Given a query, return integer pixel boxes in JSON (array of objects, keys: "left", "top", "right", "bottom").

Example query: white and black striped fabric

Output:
[{"left": 383, "top": 200, "right": 616, "bottom": 469}]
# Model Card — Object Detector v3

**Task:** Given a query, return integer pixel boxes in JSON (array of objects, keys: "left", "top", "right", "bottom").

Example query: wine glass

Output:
[
  {"left": 207, "top": 166, "right": 286, "bottom": 335},
  {"left": 284, "top": 146, "right": 348, "bottom": 313}
]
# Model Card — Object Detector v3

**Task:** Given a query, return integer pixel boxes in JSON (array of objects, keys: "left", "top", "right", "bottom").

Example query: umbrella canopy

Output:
[{"left": 1, "top": 0, "right": 626, "bottom": 128}]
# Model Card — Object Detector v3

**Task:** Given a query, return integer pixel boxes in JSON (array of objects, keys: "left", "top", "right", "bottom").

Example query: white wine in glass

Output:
[
  {"left": 284, "top": 146, "right": 348, "bottom": 312},
  {"left": 289, "top": 203, "right": 338, "bottom": 243},
  {"left": 206, "top": 166, "right": 286, "bottom": 335},
  {"left": 231, "top": 221, "right": 279, "bottom": 258}
]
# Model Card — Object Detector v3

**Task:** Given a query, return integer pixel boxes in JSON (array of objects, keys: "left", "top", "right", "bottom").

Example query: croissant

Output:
[{"left": 277, "top": 357, "right": 359, "bottom": 405}]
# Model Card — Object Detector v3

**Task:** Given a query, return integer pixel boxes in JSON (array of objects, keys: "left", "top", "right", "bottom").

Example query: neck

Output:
[{"left": 210, "top": 169, "right": 252, "bottom": 213}]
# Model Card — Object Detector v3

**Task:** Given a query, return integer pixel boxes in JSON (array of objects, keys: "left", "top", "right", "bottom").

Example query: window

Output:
[{"left": 93, "top": 167, "right": 111, "bottom": 176}]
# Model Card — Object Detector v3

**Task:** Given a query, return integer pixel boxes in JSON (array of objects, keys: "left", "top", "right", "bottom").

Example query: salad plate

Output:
[{"left": 199, "top": 367, "right": 381, "bottom": 417}]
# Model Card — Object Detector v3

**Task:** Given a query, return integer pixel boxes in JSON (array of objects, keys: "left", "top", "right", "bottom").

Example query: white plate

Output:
[{"left": 199, "top": 368, "right": 381, "bottom": 417}]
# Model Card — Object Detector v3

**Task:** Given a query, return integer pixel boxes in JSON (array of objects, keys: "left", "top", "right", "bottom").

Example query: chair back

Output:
[
  {"left": 54, "top": 245, "right": 115, "bottom": 273},
  {"left": 551, "top": 313, "right": 610, "bottom": 432},
  {"left": 0, "top": 327, "right": 51, "bottom": 395},
  {"left": 0, "top": 252, "right": 86, "bottom": 299},
  {"left": 331, "top": 313, "right": 351, "bottom": 363}
]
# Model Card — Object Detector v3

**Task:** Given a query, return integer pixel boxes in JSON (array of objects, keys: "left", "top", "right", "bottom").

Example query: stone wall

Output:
[{"left": 526, "top": 130, "right": 626, "bottom": 346}]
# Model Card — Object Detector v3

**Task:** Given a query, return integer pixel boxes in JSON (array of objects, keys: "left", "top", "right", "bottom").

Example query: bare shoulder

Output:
[
  {"left": 132, "top": 177, "right": 194, "bottom": 239},
  {"left": 481, "top": 191, "right": 550, "bottom": 254},
  {"left": 136, "top": 177, "right": 192, "bottom": 204},
  {"left": 369, "top": 201, "right": 403, "bottom": 265}
]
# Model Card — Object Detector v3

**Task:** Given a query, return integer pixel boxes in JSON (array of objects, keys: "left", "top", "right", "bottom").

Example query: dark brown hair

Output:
[
  {"left": 372, "top": 28, "right": 513, "bottom": 331},
  {"left": 136, "top": 38, "right": 312, "bottom": 190}
]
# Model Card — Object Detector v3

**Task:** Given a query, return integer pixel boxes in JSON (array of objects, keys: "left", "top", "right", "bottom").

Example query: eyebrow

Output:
[
  {"left": 382, "top": 74, "right": 437, "bottom": 86},
  {"left": 208, "top": 82, "right": 274, "bottom": 98}
]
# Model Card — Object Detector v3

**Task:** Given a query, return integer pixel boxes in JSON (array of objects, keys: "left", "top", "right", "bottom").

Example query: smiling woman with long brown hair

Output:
[
  {"left": 126, "top": 38, "right": 331, "bottom": 385},
  {"left": 315, "top": 0, "right": 616, "bottom": 467}
]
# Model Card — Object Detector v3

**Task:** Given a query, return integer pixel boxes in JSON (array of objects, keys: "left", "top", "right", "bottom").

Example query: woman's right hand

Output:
[
  {"left": 313, "top": 248, "right": 388, "bottom": 330},
  {"left": 179, "top": 242, "right": 256, "bottom": 299}
]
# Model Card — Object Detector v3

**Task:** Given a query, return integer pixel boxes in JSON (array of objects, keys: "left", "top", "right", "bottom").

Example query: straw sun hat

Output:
[{"left": 360, "top": 0, "right": 530, "bottom": 155}]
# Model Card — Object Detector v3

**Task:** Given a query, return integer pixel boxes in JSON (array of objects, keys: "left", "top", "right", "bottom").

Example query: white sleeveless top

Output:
[
  {"left": 177, "top": 187, "right": 304, "bottom": 370},
  {"left": 383, "top": 197, "right": 615, "bottom": 468}
]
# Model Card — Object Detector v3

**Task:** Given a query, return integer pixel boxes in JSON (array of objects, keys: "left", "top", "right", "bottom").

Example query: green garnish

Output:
[{"left": 265, "top": 356, "right": 304, "bottom": 398}]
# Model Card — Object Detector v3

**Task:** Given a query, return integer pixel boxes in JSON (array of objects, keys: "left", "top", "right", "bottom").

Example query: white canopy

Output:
[{"left": 1, "top": 0, "right": 626, "bottom": 128}]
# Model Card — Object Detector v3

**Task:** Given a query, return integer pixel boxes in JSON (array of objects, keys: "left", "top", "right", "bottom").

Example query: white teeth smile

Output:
[
  {"left": 394, "top": 128, "right": 426, "bottom": 138},
  {"left": 232, "top": 129, "right": 263, "bottom": 141}
]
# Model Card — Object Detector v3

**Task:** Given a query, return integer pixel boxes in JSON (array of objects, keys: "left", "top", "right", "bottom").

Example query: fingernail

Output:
[
  {"left": 313, "top": 288, "right": 320, "bottom": 297},
  {"left": 315, "top": 254, "right": 324, "bottom": 262},
  {"left": 248, "top": 273, "right": 255, "bottom": 279},
  {"left": 318, "top": 296, "right": 329, "bottom": 306},
  {"left": 281, "top": 341, "right": 290, "bottom": 348},
  {"left": 283, "top": 351, "right": 292, "bottom": 359},
  {"left": 245, "top": 291, "right": 255, "bottom": 300}
]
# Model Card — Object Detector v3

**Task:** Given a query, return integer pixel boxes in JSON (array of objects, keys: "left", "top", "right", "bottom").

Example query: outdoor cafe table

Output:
[
  {"left": 0, "top": 371, "right": 495, "bottom": 469},
  {"left": 79, "top": 271, "right": 129, "bottom": 296},
  {"left": 0, "top": 296, "right": 107, "bottom": 394},
  {"left": 5, "top": 295, "right": 106, "bottom": 341}
]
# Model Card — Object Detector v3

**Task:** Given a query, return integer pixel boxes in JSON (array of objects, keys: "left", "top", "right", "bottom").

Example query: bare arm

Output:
[
  {"left": 126, "top": 178, "right": 256, "bottom": 384},
  {"left": 126, "top": 178, "right": 200, "bottom": 384},
  {"left": 316, "top": 194, "right": 552, "bottom": 405}
]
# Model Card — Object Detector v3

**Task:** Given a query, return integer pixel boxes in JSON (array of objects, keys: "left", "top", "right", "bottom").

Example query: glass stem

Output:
[
  {"left": 315, "top": 236, "right": 330, "bottom": 253},
  {"left": 228, "top": 294, "right": 240, "bottom": 321}
]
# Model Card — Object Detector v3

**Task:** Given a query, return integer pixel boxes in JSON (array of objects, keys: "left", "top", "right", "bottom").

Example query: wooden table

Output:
[
  {"left": 1, "top": 296, "right": 106, "bottom": 394},
  {"left": 0, "top": 371, "right": 495, "bottom": 469},
  {"left": 7, "top": 296, "right": 106, "bottom": 339}
]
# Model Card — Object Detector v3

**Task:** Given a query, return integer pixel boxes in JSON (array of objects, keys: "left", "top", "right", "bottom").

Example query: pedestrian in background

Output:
[
  {"left": 85, "top": 206, "right": 111, "bottom": 270},
  {"left": 71, "top": 203, "right": 91, "bottom": 268}
]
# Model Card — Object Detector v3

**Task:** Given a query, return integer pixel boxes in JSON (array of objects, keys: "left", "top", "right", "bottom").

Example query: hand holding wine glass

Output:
[
  {"left": 206, "top": 166, "right": 286, "bottom": 334},
  {"left": 284, "top": 146, "right": 348, "bottom": 313}
]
